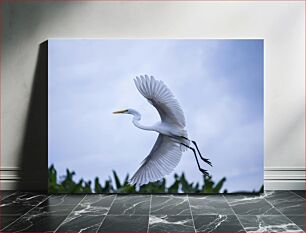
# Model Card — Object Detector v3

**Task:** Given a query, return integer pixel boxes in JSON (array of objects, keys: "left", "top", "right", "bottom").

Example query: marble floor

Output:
[{"left": 0, "top": 190, "right": 304, "bottom": 232}]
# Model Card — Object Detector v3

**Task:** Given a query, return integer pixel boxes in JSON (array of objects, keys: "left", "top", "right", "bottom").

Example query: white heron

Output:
[{"left": 113, "top": 75, "right": 212, "bottom": 186}]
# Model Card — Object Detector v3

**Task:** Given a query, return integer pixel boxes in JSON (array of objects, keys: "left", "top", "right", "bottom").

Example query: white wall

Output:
[{"left": 1, "top": 1, "right": 304, "bottom": 190}]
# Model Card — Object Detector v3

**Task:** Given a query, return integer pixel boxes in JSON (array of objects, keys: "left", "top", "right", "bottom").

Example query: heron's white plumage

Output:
[
  {"left": 125, "top": 75, "right": 189, "bottom": 186},
  {"left": 113, "top": 74, "right": 212, "bottom": 186},
  {"left": 129, "top": 134, "right": 182, "bottom": 186},
  {"left": 134, "top": 75, "right": 186, "bottom": 129}
]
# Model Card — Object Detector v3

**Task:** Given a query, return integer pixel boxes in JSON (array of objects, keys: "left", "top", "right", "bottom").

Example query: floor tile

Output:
[
  {"left": 55, "top": 196, "right": 113, "bottom": 231},
  {"left": 29, "top": 195, "right": 84, "bottom": 215},
  {"left": 47, "top": 194, "right": 86, "bottom": 205},
  {"left": 0, "top": 191, "right": 16, "bottom": 201},
  {"left": 30, "top": 204, "right": 80, "bottom": 216},
  {"left": 108, "top": 195, "right": 150, "bottom": 215},
  {"left": 291, "top": 191, "right": 305, "bottom": 199},
  {"left": 151, "top": 195, "right": 191, "bottom": 216},
  {"left": 0, "top": 191, "right": 304, "bottom": 232},
  {"left": 225, "top": 195, "right": 280, "bottom": 215},
  {"left": 149, "top": 215, "right": 195, "bottom": 232},
  {"left": 286, "top": 215, "right": 305, "bottom": 230},
  {"left": 56, "top": 214, "right": 105, "bottom": 232},
  {"left": 73, "top": 194, "right": 116, "bottom": 215},
  {"left": 0, "top": 215, "right": 23, "bottom": 231},
  {"left": 0, "top": 192, "right": 49, "bottom": 215},
  {"left": 193, "top": 215, "right": 245, "bottom": 232},
  {"left": 1, "top": 214, "right": 66, "bottom": 232},
  {"left": 189, "top": 195, "right": 234, "bottom": 215},
  {"left": 98, "top": 215, "right": 148, "bottom": 232},
  {"left": 265, "top": 191, "right": 304, "bottom": 215},
  {"left": 238, "top": 215, "right": 303, "bottom": 232}
]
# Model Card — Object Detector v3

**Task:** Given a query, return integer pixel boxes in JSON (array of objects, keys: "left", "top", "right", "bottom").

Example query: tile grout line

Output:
[
  {"left": 0, "top": 191, "right": 17, "bottom": 201},
  {"left": 222, "top": 194, "right": 247, "bottom": 232},
  {"left": 187, "top": 194, "right": 196, "bottom": 233},
  {"left": 96, "top": 194, "right": 117, "bottom": 232},
  {"left": 263, "top": 193, "right": 304, "bottom": 232},
  {"left": 146, "top": 194, "right": 152, "bottom": 233},
  {"left": 53, "top": 194, "right": 87, "bottom": 233},
  {"left": 289, "top": 190, "right": 305, "bottom": 200},
  {"left": 1, "top": 193, "right": 51, "bottom": 231}
]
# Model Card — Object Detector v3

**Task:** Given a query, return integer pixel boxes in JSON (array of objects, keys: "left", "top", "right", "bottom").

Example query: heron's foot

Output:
[
  {"left": 203, "top": 158, "right": 212, "bottom": 167},
  {"left": 199, "top": 168, "right": 209, "bottom": 176}
]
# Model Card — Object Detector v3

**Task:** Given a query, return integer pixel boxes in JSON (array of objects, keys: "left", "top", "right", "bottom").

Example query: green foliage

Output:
[
  {"left": 139, "top": 178, "right": 166, "bottom": 193},
  {"left": 202, "top": 175, "right": 226, "bottom": 193},
  {"left": 48, "top": 165, "right": 93, "bottom": 193},
  {"left": 48, "top": 164, "right": 260, "bottom": 194},
  {"left": 48, "top": 164, "right": 58, "bottom": 193},
  {"left": 168, "top": 174, "right": 180, "bottom": 193}
]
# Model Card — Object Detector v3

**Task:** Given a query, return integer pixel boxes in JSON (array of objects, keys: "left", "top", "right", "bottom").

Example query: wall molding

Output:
[
  {"left": 0, "top": 167, "right": 20, "bottom": 189},
  {"left": 0, "top": 167, "right": 21, "bottom": 180},
  {"left": 265, "top": 167, "right": 306, "bottom": 171},
  {"left": 264, "top": 167, "right": 305, "bottom": 190},
  {"left": 0, "top": 167, "right": 21, "bottom": 171},
  {"left": 0, "top": 166, "right": 304, "bottom": 190},
  {"left": 0, "top": 167, "right": 46, "bottom": 190}
]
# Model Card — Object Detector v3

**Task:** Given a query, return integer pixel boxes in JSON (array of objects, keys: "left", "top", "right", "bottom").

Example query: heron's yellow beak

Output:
[{"left": 113, "top": 109, "right": 128, "bottom": 114}]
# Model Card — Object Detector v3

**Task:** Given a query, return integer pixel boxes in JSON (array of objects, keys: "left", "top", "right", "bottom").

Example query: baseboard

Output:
[
  {"left": 264, "top": 167, "right": 305, "bottom": 190},
  {"left": 264, "top": 180, "right": 305, "bottom": 190},
  {"left": 0, "top": 166, "right": 305, "bottom": 190},
  {"left": 0, "top": 167, "right": 21, "bottom": 190},
  {"left": 0, "top": 167, "right": 47, "bottom": 191}
]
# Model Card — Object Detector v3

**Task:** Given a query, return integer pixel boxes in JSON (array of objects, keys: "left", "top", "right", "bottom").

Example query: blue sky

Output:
[{"left": 48, "top": 39, "right": 263, "bottom": 192}]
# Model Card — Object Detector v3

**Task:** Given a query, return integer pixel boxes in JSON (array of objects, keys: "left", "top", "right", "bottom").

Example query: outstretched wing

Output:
[
  {"left": 129, "top": 134, "right": 182, "bottom": 186},
  {"left": 134, "top": 75, "right": 186, "bottom": 128}
]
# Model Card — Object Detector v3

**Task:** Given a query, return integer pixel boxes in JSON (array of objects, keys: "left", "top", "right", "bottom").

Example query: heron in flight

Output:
[{"left": 113, "top": 75, "right": 212, "bottom": 186}]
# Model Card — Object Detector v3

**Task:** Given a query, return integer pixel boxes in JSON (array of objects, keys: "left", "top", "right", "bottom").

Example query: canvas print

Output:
[{"left": 48, "top": 39, "right": 263, "bottom": 193}]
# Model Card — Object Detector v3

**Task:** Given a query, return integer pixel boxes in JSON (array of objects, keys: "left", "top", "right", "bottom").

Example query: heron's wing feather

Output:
[
  {"left": 129, "top": 134, "right": 182, "bottom": 186},
  {"left": 134, "top": 75, "right": 186, "bottom": 128}
]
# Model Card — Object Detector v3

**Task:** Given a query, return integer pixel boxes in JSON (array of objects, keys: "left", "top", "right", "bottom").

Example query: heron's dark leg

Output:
[
  {"left": 181, "top": 136, "right": 212, "bottom": 167},
  {"left": 191, "top": 140, "right": 212, "bottom": 167},
  {"left": 181, "top": 143, "right": 209, "bottom": 176}
]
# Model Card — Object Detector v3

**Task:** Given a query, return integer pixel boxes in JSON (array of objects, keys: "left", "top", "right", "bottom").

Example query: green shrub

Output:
[{"left": 48, "top": 164, "right": 262, "bottom": 193}]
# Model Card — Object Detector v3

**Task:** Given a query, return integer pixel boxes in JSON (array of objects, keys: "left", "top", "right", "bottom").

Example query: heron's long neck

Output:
[{"left": 131, "top": 110, "right": 153, "bottom": 131}]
